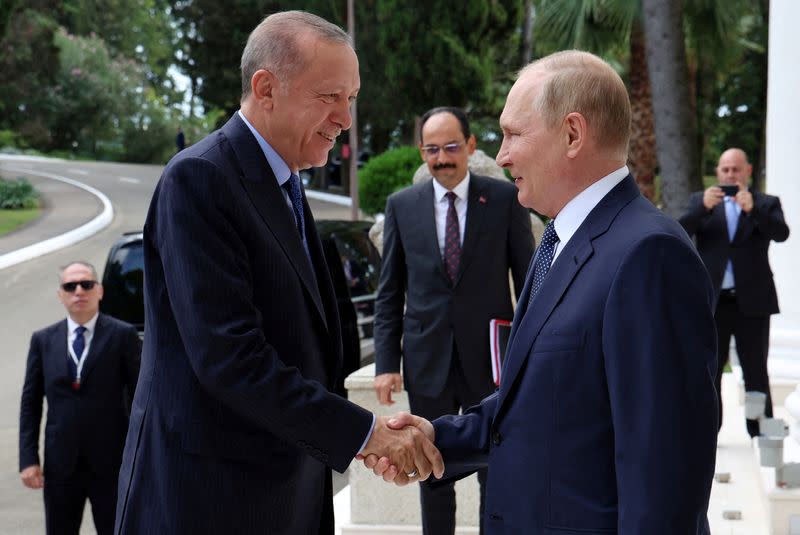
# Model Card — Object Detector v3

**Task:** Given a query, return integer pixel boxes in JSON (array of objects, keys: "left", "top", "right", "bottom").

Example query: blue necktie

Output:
[
  {"left": 528, "top": 221, "right": 559, "bottom": 308},
  {"left": 722, "top": 197, "right": 738, "bottom": 288},
  {"left": 70, "top": 325, "right": 86, "bottom": 380},
  {"left": 282, "top": 174, "right": 312, "bottom": 264},
  {"left": 724, "top": 196, "right": 738, "bottom": 241}
]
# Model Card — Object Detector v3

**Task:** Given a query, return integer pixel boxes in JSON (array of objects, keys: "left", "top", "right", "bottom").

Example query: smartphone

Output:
[{"left": 720, "top": 185, "right": 739, "bottom": 197}]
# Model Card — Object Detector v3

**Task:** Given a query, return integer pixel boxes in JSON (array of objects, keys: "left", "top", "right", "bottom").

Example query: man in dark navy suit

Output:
[
  {"left": 366, "top": 51, "right": 719, "bottom": 534},
  {"left": 680, "top": 148, "right": 789, "bottom": 437},
  {"left": 114, "top": 11, "right": 442, "bottom": 535},
  {"left": 19, "top": 261, "right": 141, "bottom": 535}
]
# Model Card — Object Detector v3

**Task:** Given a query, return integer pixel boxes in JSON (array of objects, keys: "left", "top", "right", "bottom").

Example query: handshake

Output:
[{"left": 358, "top": 412, "right": 444, "bottom": 486}]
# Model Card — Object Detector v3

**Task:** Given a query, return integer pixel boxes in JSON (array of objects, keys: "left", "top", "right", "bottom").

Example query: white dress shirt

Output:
[
  {"left": 67, "top": 312, "right": 99, "bottom": 378},
  {"left": 432, "top": 172, "right": 470, "bottom": 255},
  {"left": 550, "top": 166, "right": 630, "bottom": 265}
]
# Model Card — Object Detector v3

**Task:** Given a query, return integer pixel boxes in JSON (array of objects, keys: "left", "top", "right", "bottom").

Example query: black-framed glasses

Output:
[
  {"left": 61, "top": 280, "right": 98, "bottom": 292},
  {"left": 421, "top": 142, "right": 465, "bottom": 158}
]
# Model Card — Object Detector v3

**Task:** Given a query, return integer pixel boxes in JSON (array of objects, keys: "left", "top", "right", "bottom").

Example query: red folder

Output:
[{"left": 490, "top": 319, "right": 512, "bottom": 386}]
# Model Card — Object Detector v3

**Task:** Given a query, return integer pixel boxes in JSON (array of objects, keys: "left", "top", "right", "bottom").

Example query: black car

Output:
[{"left": 100, "top": 220, "right": 381, "bottom": 397}]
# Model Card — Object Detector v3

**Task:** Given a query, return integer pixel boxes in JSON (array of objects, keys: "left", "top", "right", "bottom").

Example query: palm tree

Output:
[{"left": 532, "top": 0, "right": 754, "bottom": 212}]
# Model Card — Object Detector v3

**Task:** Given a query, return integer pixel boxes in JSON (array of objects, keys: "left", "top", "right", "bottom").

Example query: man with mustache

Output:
[{"left": 373, "top": 106, "right": 534, "bottom": 534}]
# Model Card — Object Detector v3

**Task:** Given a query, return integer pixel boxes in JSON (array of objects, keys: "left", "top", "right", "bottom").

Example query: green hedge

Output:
[
  {"left": 0, "top": 177, "right": 40, "bottom": 209},
  {"left": 358, "top": 146, "right": 421, "bottom": 216}
]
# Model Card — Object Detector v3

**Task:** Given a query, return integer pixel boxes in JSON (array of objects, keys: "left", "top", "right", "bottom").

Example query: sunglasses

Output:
[
  {"left": 61, "top": 280, "right": 98, "bottom": 292},
  {"left": 421, "top": 142, "right": 464, "bottom": 158}
]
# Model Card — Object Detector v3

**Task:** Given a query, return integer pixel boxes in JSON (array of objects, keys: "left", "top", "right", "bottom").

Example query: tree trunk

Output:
[
  {"left": 627, "top": 24, "right": 657, "bottom": 203},
  {"left": 641, "top": 0, "right": 698, "bottom": 217},
  {"left": 756, "top": 0, "right": 770, "bottom": 191},
  {"left": 520, "top": 0, "right": 534, "bottom": 67}
]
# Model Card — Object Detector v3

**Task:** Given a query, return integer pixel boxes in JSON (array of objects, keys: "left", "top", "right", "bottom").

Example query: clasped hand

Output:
[{"left": 358, "top": 412, "right": 443, "bottom": 486}]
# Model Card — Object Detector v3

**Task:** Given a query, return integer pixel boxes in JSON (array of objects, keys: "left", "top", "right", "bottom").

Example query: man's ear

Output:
[
  {"left": 564, "top": 112, "right": 587, "bottom": 159},
  {"left": 251, "top": 69, "right": 280, "bottom": 109},
  {"left": 466, "top": 134, "right": 477, "bottom": 155}
]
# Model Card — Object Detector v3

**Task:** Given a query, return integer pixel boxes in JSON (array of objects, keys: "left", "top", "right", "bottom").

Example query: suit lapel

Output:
[
  {"left": 453, "top": 176, "right": 488, "bottom": 287},
  {"left": 223, "top": 114, "right": 328, "bottom": 332},
  {"left": 732, "top": 192, "right": 758, "bottom": 242},
  {"left": 419, "top": 181, "right": 450, "bottom": 284},
  {"left": 79, "top": 314, "right": 106, "bottom": 383},
  {"left": 495, "top": 176, "right": 640, "bottom": 418},
  {"left": 55, "top": 320, "right": 70, "bottom": 379}
]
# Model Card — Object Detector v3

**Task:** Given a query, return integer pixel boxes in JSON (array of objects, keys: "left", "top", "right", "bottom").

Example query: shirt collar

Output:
[
  {"left": 67, "top": 312, "right": 99, "bottom": 335},
  {"left": 432, "top": 171, "right": 471, "bottom": 202},
  {"left": 553, "top": 166, "right": 629, "bottom": 248},
  {"left": 237, "top": 110, "right": 293, "bottom": 187}
]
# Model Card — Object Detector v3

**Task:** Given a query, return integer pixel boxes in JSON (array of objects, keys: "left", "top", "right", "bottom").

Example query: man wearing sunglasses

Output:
[
  {"left": 374, "top": 106, "right": 534, "bottom": 534},
  {"left": 19, "top": 261, "right": 141, "bottom": 535}
]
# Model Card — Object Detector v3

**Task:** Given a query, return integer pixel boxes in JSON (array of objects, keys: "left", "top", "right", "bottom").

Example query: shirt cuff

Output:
[{"left": 356, "top": 414, "right": 376, "bottom": 455}]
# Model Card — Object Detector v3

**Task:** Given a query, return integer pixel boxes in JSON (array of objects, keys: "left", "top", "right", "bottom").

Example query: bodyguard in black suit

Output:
[
  {"left": 374, "top": 107, "right": 534, "bottom": 534},
  {"left": 19, "top": 261, "right": 141, "bottom": 535},
  {"left": 114, "top": 12, "right": 441, "bottom": 535},
  {"left": 680, "top": 148, "right": 789, "bottom": 436}
]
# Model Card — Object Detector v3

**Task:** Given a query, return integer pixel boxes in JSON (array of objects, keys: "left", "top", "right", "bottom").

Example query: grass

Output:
[{"left": 0, "top": 207, "right": 41, "bottom": 236}]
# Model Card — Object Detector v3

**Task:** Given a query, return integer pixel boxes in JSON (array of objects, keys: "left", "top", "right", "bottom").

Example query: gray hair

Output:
[
  {"left": 240, "top": 10, "right": 351, "bottom": 98},
  {"left": 58, "top": 261, "right": 98, "bottom": 283},
  {"left": 521, "top": 50, "right": 631, "bottom": 160}
]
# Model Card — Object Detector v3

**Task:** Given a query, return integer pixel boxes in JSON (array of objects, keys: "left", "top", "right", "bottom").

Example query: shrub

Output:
[
  {"left": 0, "top": 177, "right": 40, "bottom": 209},
  {"left": 358, "top": 146, "right": 421, "bottom": 215}
]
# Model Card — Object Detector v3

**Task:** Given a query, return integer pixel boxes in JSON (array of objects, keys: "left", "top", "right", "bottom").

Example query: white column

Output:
[{"left": 766, "top": 0, "right": 800, "bottom": 385}]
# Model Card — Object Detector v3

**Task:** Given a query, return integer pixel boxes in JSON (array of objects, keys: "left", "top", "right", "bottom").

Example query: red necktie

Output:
[{"left": 444, "top": 192, "right": 461, "bottom": 284}]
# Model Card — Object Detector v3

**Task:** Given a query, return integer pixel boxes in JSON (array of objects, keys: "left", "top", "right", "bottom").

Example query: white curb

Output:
[{"left": 0, "top": 166, "right": 114, "bottom": 270}]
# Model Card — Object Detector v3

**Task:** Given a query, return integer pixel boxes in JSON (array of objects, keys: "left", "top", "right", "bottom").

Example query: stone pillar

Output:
[
  {"left": 759, "top": 3, "right": 800, "bottom": 533},
  {"left": 343, "top": 364, "right": 480, "bottom": 534},
  {"left": 765, "top": 0, "right": 800, "bottom": 381}
]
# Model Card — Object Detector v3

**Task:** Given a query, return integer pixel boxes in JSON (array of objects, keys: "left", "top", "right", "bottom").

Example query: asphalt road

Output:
[{"left": 0, "top": 158, "right": 354, "bottom": 534}]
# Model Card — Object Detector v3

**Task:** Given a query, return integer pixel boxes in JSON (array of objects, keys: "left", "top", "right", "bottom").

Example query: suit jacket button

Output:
[
  {"left": 489, "top": 513, "right": 502, "bottom": 522},
  {"left": 491, "top": 431, "right": 502, "bottom": 445}
]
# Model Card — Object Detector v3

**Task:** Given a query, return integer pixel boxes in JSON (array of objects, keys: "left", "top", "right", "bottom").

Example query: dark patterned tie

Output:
[
  {"left": 528, "top": 221, "right": 559, "bottom": 307},
  {"left": 282, "top": 174, "right": 311, "bottom": 264},
  {"left": 443, "top": 192, "right": 461, "bottom": 284},
  {"left": 69, "top": 325, "right": 86, "bottom": 380}
]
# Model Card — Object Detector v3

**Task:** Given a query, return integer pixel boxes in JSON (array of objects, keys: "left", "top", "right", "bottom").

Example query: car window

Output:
[
  {"left": 101, "top": 241, "right": 144, "bottom": 329},
  {"left": 332, "top": 231, "right": 380, "bottom": 298}
]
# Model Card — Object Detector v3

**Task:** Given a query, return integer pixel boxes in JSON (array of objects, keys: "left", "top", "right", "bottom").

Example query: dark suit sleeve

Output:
[
  {"left": 431, "top": 390, "right": 498, "bottom": 482},
  {"left": 373, "top": 196, "right": 406, "bottom": 375},
  {"left": 153, "top": 158, "right": 372, "bottom": 471},
  {"left": 507, "top": 197, "right": 534, "bottom": 300},
  {"left": 749, "top": 195, "right": 790, "bottom": 242},
  {"left": 19, "top": 332, "right": 44, "bottom": 471},
  {"left": 677, "top": 192, "right": 707, "bottom": 238},
  {"left": 603, "top": 234, "right": 718, "bottom": 533},
  {"left": 122, "top": 325, "right": 142, "bottom": 400}
]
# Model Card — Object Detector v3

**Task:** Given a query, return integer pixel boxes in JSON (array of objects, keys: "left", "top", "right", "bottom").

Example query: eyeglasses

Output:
[
  {"left": 61, "top": 280, "right": 98, "bottom": 292},
  {"left": 421, "top": 142, "right": 465, "bottom": 158}
]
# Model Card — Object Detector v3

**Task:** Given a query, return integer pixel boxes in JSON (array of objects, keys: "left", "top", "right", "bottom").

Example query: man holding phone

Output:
[{"left": 679, "top": 148, "right": 789, "bottom": 437}]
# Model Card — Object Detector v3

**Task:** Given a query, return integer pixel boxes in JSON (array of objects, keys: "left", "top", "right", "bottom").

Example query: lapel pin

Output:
[{"left": 479, "top": 196, "right": 487, "bottom": 204}]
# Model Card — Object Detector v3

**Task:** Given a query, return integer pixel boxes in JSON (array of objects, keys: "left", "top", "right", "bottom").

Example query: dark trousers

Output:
[
  {"left": 715, "top": 291, "right": 772, "bottom": 437},
  {"left": 43, "top": 468, "right": 117, "bottom": 535},
  {"left": 408, "top": 347, "right": 492, "bottom": 535}
]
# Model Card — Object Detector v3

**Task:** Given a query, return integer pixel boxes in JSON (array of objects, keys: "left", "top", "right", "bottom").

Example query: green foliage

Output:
[
  {"left": 358, "top": 146, "right": 421, "bottom": 216},
  {"left": 0, "top": 130, "right": 21, "bottom": 148},
  {"left": 0, "top": 177, "right": 40, "bottom": 209},
  {"left": 46, "top": 28, "right": 145, "bottom": 156},
  {"left": 356, "top": 0, "right": 524, "bottom": 150},
  {"left": 0, "top": 9, "right": 60, "bottom": 141}
]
